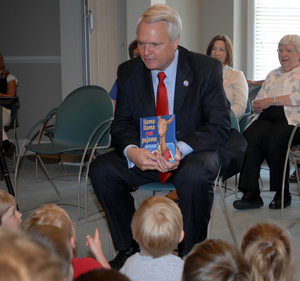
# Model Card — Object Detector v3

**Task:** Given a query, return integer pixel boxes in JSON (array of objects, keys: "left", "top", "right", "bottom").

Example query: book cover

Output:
[{"left": 140, "top": 114, "right": 176, "bottom": 163}]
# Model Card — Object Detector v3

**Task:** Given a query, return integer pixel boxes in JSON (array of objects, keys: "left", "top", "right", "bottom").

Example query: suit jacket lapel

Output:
[{"left": 174, "top": 47, "right": 193, "bottom": 114}]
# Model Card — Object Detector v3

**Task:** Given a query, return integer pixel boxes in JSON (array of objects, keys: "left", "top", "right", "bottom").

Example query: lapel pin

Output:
[{"left": 183, "top": 80, "right": 189, "bottom": 86}]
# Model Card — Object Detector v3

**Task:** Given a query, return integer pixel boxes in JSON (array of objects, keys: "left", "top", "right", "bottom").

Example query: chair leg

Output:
[
  {"left": 294, "top": 156, "right": 300, "bottom": 195},
  {"left": 35, "top": 133, "right": 67, "bottom": 182},
  {"left": 217, "top": 177, "right": 237, "bottom": 244},
  {"left": 234, "top": 174, "right": 241, "bottom": 199},
  {"left": 84, "top": 151, "right": 104, "bottom": 222},
  {"left": 286, "top": 217, "right": 300, "bottom": 230},
  {"left": 36, "top": 154, "right": 61, "bottom": 201},
  {"left": 109, "top": 233, "right": 114, "bottom": 260},
  {"left": 207, "top": 216, "right": 212, "bottom": 239}
]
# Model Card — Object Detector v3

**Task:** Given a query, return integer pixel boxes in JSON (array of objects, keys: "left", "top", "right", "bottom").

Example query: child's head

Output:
[
  {"left": 22, "top": 203, "right": 75, "bottom": 247},
  {"left": 0, "top": 227, "right": 63, "bottom": 281},
  {"left": 25, "top": 224, "right": 73, "bottom": 281},
  {"left": 131, "top": 196, "right": 183, "bottom": 258},
  {"left": 0, "top": 190, "right": 22, "bottom": 230},
  {"left": 182, "top": 239, "right": 251, "bottom": 281},
  {"left": 74, "top": 269, "right": 130, "bottom": 281},
  {"left": 241, "top": 221, "right": 294, "bottom": 281}
]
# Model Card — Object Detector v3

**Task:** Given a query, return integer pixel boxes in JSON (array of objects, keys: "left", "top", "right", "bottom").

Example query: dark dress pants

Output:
[
  {"left": 89, "top": 149, "right": 220, "bottom": 257},
  {"left": 238, "top": 107, "right": 300, "bottom": 194}
]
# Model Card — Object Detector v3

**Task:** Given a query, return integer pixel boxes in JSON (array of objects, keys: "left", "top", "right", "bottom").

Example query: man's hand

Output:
[
  {"left": 127, "top": 147, "right": 160, "bottom": 171},
  {"left": 156, "top": 145, "right": 181, "bottom": 173},
  {"left": 128, "top": 146, "right": 181, "bottom": 173}
]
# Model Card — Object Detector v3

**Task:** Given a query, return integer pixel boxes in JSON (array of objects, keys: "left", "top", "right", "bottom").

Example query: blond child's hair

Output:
[
  {"left": 0, "top": 190, "right": 17, "bottom": 225},
  {"left": 0, "top": 227, "right": 63, "bottom": 281},
  {"left": 182, "top": 239, "right": 251, "bottom": 281},
  {"left": 241, "top": 221, "right": 294, "bottom": 281},
  {"left": 25, "top": 224, "right": 73, "bottom": 280},
  {"left": 131, "top": 196, "right": 183, "bottom": 258},
  {"left": 22, "top": 203, "right": 75, "bottom": 240}
]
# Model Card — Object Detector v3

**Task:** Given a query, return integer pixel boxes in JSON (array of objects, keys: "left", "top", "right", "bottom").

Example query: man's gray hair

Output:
[{"left": 136, "top": 4, "right": 182, "bottom": 42}]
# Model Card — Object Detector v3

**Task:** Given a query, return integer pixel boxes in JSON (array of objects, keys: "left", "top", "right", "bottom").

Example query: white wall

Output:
[
  {"left": 200, "top": 0, "right": 248, "bottom": 75},
  {"left": 59, "top": 0, "right": 84, "bottom": 100},
  {"left": 126, "top": 0, "right": 152, "bottom": 53},
  {"left": 126, "top": 0, "right": 202, "bottom": 54},
  {"left": 167, "top": 0, "right": 202, "bottom": 52}
]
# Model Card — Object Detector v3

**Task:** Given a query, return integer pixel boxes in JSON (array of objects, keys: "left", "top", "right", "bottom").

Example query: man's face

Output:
[{"left": 137, "top": 20, "right": 179, "bottom": 71}]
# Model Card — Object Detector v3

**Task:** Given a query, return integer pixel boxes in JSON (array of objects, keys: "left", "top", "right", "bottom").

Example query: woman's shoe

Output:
[
  {"left": 269, "top": 192, "right": 292, "bottom": 209},
  {"left": 2, "top": 140, "right": 16, "bottom": 154}
]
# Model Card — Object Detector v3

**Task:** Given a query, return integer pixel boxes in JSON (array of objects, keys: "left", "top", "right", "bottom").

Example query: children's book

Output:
[{"left": 140, "top": 114, "right": 176, "bottom": 163}]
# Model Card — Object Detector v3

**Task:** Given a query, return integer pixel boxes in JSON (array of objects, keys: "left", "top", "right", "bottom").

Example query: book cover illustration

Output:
[{"left": 140, "top": 114, "right": 176, "bottom": 163}]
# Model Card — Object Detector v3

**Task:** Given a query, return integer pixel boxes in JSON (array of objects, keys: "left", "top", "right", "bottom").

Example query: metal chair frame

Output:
[
  {"left": 4, "top": 97, "right": 20, "bottom": 170},
  {"left": 281, "top": 121, "right": 300, "bottom": 229},
  {"left": 14, "top": 86, "right": 113, "bottom": 220}
]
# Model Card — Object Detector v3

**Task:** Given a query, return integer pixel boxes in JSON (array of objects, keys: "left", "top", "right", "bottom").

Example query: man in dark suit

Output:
[{"left": 89, "top": 4, "right": 239, "bottom": 270}]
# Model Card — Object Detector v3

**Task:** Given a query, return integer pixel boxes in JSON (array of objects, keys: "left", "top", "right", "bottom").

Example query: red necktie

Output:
[{"left": 156, "top": 72, "right": 171, "bottom": 184}]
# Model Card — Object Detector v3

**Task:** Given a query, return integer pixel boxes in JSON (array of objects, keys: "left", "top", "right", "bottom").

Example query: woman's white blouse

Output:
[
  {"left": 250, "top": 65, "right": 300, "bottom": 126},
  {"left": 223, "top": 65, "right": 248, "bottom": 119}
]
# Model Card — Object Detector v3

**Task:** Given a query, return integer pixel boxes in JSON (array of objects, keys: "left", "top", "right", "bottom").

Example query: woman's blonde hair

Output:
[
  {"left": 131, "top": 196, "right": 183, "bottom": 258},
  {"left": 0, "top": 190, "right": 17, "bottom": 225},
  {"left": 0, "top": 52, "right": 10, "bottom": 78},
  {"left": 22, "top": 203, "right": 75, "bottom": 240},
  {"left": 206, "top": 34, "right": 234, "bottom": 66},
  {"left": 241, "top": 221, "right": 294, "bottom": 281},
  {"left": 182, "top": 239, "right": 251, "bottom": 281}
]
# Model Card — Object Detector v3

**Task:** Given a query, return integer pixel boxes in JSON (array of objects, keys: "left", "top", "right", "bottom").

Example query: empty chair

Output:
[{"left": 15, "top": 85, "right": 114, "bottom": 219}]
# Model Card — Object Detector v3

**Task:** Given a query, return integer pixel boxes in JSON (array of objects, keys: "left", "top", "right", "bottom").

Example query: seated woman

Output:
[
  {"left": 167, "top": 34, "right": 248, "bottom": 203},
  {"left": 206, "top": 34, "right": 248, "bottom": 119},
  {"left": 0, "top": 52, "right": 17, "bottom": 153},
  {"left": 233, "top": 34, "right": 300, "bottom": 210}
]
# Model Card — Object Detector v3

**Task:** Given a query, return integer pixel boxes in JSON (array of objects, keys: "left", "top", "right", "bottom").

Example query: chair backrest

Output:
[
  {"left": 53, "top": 85, "right": 114, "bottom": 148},
  {"left": 245, "top": 98, "right": 251, "bottom": 114},
  {"left": 230, "top": 109, "right": 240, "bottom": 132},
  {"left": 249, "top": 86, "right": 261, "bottom": 109},
  {"left": 4, "top": 98, "right": 20, "bottom": 131}
]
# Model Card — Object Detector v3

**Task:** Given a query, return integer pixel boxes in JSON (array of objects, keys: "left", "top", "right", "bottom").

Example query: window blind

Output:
[{"left": 254, "top": 0, "right": 300, "bottom": 80}]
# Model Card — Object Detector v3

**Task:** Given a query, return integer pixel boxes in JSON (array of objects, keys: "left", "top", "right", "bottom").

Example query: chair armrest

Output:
[
  {"left": 87, "top": 118, "right": 113, "bottom": 147},
  {"left": 25, "top": 116, "right": 54, "bottom": 139},
  {"left": 42, "top": 107, "right": 58, "bottom": 123}
]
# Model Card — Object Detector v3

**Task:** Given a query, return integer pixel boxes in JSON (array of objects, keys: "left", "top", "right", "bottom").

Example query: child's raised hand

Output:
[
  {"left": 86, "top": 228, "right": 102, "bottom": 253},
  {"left": 85, "top": 229, "right": 110, "bottom": 269}
]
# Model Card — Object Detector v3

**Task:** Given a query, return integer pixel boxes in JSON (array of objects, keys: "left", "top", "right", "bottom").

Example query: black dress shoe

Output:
[
  {"left": 269, "top": 193, "right": 292, "bottom": 209},
  {"left": 108, "top": 247, "right": 139, "bottom": 270},
  {"left": 233, "top": 191, "right": 264, "bottom": 210}
]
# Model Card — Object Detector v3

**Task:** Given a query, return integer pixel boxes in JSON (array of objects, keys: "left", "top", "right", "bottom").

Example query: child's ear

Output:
[
  {"left": 179, "top": 230, "right": 184, "bottom": 243},
  {"left": 70, "top": 237, "right": 76, "bottom": 249}
]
